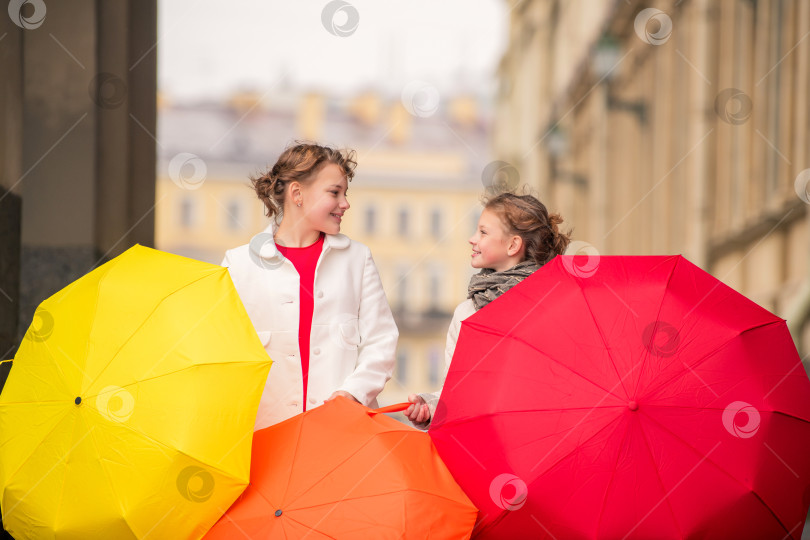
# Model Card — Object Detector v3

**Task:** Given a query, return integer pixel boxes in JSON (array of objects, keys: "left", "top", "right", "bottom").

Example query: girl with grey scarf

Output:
[{"left": 405, "top": 193, "right": 571, "bottom": 428}]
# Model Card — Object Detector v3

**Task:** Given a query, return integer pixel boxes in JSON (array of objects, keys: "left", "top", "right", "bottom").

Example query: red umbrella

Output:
[{"left": 430, "top": 255, "right": 810, "bottom": 539}]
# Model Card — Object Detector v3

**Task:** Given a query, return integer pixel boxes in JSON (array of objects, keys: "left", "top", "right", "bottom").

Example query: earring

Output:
[{"left": 297, "top": 201, "right": 302, "bottom": 207}]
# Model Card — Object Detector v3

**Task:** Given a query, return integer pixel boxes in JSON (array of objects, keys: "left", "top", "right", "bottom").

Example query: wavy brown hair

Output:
[
  {"left": 251, "top": 141, "right": 357, "bottom": 219},
  {"left": 484, "top": 193, "right": 571, "bottom": 266}
]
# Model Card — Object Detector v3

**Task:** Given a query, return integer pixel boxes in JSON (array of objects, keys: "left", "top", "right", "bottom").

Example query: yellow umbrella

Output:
[{"left": 0, "top": 245, "right": 272, "bottom": 539}]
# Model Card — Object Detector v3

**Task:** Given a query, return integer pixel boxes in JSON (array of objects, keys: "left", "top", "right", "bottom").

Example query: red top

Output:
[{"left": 276, "top": 233, "right": 325, "bottom": 411}]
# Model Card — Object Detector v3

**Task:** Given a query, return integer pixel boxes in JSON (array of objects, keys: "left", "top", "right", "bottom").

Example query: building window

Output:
[
  {"left": 428, "top": 346, "right": 441, "bottom": 386},
  {"left": 180, "top": 197, "right": 196, "bottom": 228},
  {"left": 398, "top": 207, "right": 409, "bottom": 237},
  {"left": 396, "top": 266, "right": 409, "bottom": 311},
  {"left": 470, "top": 208, "right": 482, "bottom": 234},
  {"left": 430, "top": 208, "right": 442, "bottom": 239},
  {"left": 226, "top": 199, "right": 243, "bottom": 231},
  {"left": 365, "top": 205, "right": 376, "bottom": 235},
  {"left": 396, "top": 348, "right": 408, "bottom": 385},
  {"left": 428, "top": 266, "right": 442, "bottom": 310}
]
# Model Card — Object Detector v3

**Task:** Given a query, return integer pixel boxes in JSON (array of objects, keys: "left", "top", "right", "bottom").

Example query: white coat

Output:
[{"left": 222, "top": 222, "right": 399, "bottom": 430}]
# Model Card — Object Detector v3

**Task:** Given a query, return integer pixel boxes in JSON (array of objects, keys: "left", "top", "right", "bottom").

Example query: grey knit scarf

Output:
[{"left": 467, "top": 260, "right": 540, "bottom": 311}]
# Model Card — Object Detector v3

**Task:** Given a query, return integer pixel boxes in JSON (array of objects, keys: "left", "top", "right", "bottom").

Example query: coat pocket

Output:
[
  {"left": 256, "top": 330, "right": 273, "bottom": 348},
  {"left": 330, "top": 315, "right": 360, "bottom": 351}
]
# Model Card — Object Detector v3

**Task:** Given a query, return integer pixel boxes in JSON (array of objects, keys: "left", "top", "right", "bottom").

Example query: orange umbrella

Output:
[{"left": 204, "top": 397, "right": 477, "bottom": 539}]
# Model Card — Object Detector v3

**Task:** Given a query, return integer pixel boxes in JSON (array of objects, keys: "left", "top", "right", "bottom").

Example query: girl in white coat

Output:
[
  {"left": 222, "top": 142, "right": 398, "bottom": 430},
  {"left": 405, "top": 193, "right": 570, "bottom": 428}
]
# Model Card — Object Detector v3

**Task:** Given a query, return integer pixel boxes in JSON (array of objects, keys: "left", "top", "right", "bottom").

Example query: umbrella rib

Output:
[
  {"left": 84, "top": 420, "right": 138, "bottom": 537},
  {"left": 431, "top": 407, "right": 627, "bottom": 431},
  {"left": 630, "top": 257, "right": 679, "bottom": 400},
  {"left": 627, "top": 403, "right": 805, "bottom": 413},
  {"left": 749, "top": 490, "right": 795, "bottom": 539},
  {"left": 283, "top": 489, "right": 471, "bottom": 539},
  {"left": 634, "top": 414, "right": 684, "bottom": 538},
  {"left": 280, "top": 413, "right": 307, "bottom": 507},
  {"left": 278, "top": 418, "right": 417, "bottom": 509},
  {"left": 638, "top": 407, "right": 810, "bottom": 425},
  {"left": 48, "top": 408, "right": 81, "bottom": 537},
  {"left": 573, "top": 283, "right": 630, "bottom": 400},
  {"left": 81, "top": 359, "right": 270, "bottom": 400},
  {"left": 1, "top": 405, "right": 73, "bottom": 495},
  {"left": 461, "top": 324, "right": 627, "bottom": 403},
  {"left": 525, "top": 412, "right": 626, "bottom": 478},
  {"left": 41, "top": 338, "right": 76, "bottom": 400},
  {"left": 2, "top": 337, "right": 84, "bottom": 403},
  {"left": 282, "top": 432, "right": 386, "bottom": 504},
  {"left": 285, "top": 433, "right": 412, "bottom": 521},
  {"left": 249, "top": 479, "right": 279, "bottom": 511},
  {"left": 80, "top": 403, "right": 245, "bottom": 481},
  {"left": 0, "top": 398, "right": 75, "bottom": 406},
  {"left": 287, "top": 487, "right": 473, "bottom": 512},
  {"left": 638, "top": 410, "right": 741, "bottom": 485},
  {"left": 435, "top": 410, "right": 608, "bottom": 473},
  {"left": 283, "top": 512, "right": 339, "bottom": 540},
  {"left": 638, "top": 408, "right": 792, "bottom": 535},
  {"left": 483, "top": 415, "right": 630, "bottom": 536},
  {"left": 639, "top": 320, "right": 783, "bottom": 403},
  {"left": 81, "top": 270, "right": 221, "bottom": 395},
  {"left": 594, "top": 415, "right": 634, "bottom": 538}
]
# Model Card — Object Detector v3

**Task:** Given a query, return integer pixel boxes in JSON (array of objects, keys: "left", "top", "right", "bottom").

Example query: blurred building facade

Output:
[
  {"left": 494, "top": 0, "right": 810, "bottom": 364},
  {"left": 156, "top": 89, "right": 492, "bottom": 404}
]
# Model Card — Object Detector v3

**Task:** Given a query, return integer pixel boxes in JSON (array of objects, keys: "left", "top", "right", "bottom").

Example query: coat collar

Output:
[{"left": 249, "top": 221, "right": 350, "bottom": 262}]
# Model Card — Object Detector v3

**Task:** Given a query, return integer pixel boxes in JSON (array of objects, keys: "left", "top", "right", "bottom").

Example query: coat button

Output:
[
  {"left": 291, "top": 401, "right": 299, "bottom": 408},
  {"left": 317, "top": 291, "right": 324, "bottom": 298},
  {"left": 313, "top": 348, "right": 321, "bottom": 355},
  {"left": 308, "top": 397, "right": 317, "bottom": 405}
]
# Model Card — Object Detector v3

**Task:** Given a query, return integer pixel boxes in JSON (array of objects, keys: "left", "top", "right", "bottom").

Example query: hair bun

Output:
[{"left": 548, "top": 213, "right": 563, "bottom": 234}]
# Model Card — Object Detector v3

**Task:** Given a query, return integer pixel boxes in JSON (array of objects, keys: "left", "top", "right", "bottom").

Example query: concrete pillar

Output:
[
  {"left": 0, "top": 17, "right": 24, "bottom": 540},
  {"left": 18, "top": 0, "right": 157, "bottom": 343},
  {"left": 0, "top": 3, "right": 24, "bottom": 377}
]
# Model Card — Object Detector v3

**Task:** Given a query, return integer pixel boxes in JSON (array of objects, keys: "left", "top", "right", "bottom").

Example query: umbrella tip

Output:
[
  {"left": 628, "top": 400, "right": 638, "bottom": 411},
  {"left": 75, "top": 396, "right": 82, "bottom": 405},
  {"left": 275, "top": 509, "right": 282, "bottom": 517}
]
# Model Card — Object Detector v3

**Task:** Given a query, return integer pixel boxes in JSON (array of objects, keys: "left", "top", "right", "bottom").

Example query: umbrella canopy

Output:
[
  {"left": 204, "top": 397, "right": 478, "bottom": 539},
  {"left": 430, "top": 255, "right": 810, "bottom": 539},
  {"left": 0, "top": 245, "right": 272, "bottom": 539}
]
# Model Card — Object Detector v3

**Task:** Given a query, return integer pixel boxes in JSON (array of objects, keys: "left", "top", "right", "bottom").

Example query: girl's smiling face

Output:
[
  {"left": 299, "top": 163, "right": 350, "bottom": 235},
  {"left": 469, "top": 209, "right": 520, "bottom": 272}
]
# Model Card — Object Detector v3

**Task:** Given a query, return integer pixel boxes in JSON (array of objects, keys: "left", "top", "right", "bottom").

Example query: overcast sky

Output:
[{"left": 158, "top": 0, "right": 508, "bottom": 100}]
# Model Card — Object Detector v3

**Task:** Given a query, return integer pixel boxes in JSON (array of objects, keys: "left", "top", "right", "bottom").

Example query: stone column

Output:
[
  {"left": 18, "top": 0, "right": 157, "bottom": 343},
  {"left": 0, "top": 3, "right": 24, "bottom": 385},
  {"left": 0, "top": 16, "right": 24, "bottom": 539}
]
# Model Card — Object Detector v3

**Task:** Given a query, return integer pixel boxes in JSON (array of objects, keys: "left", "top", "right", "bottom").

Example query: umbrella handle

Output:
[{"left": 370, "top": 402, "right": 411, "bottom": 414}]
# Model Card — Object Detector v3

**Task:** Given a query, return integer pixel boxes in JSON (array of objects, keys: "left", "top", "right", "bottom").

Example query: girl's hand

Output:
[
  {"left": 405, "top": 394, "right": 431, "bottom": 424},
  {"left": 327, "top": 390, "right": 359, "bottom": 403}
]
